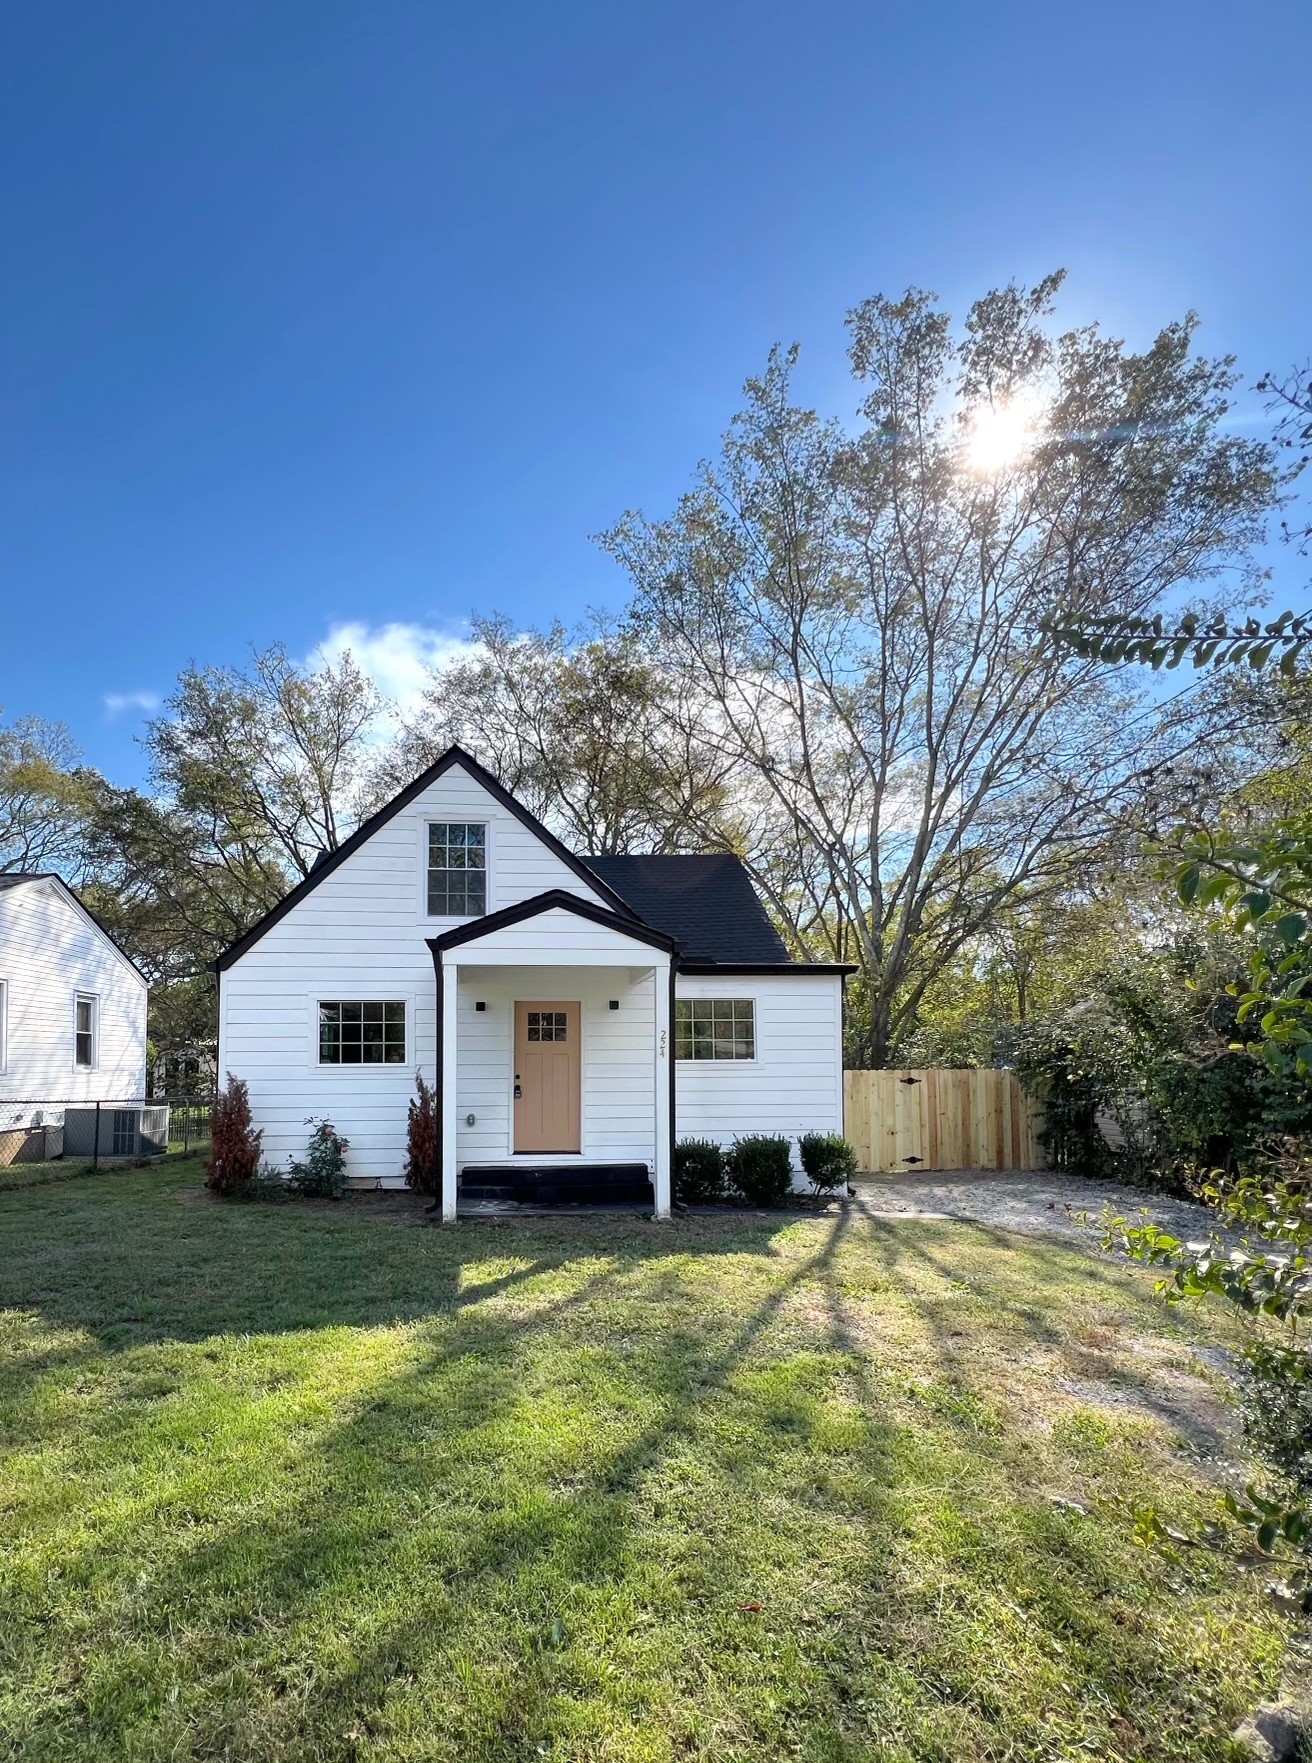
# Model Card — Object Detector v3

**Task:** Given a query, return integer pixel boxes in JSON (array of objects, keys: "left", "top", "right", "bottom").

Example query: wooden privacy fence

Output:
[{"left": 843, "top": 1068, "right": 1046, "bottom": 1173}]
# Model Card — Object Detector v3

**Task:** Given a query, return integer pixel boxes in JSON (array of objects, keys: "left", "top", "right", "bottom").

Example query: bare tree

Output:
[
  {"left": 385, "top": 614, "right": 736, "bottom": 854},
  {"left": 603, "top": 274, "right": 1279, "bottom": 1063}
]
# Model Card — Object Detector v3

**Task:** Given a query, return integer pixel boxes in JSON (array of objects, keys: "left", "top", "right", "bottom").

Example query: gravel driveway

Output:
[{"left": 853, "top": 1168, "right": 1217, "bottom": 1245}]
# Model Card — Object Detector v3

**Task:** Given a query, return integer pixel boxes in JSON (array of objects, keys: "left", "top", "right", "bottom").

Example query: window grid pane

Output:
[
  {"left": 318, "top": 1001, "right": 406, "bottom": 1064},
  {"left": 674, "top": 998, "right": 754, "bottom": 1060},
  {"left": 428, "top": 823, "right": 486, "bottom": 917}
]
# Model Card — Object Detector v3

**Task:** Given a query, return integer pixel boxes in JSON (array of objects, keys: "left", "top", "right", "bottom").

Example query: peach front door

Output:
[{"left": 514, "top": 1001, "right": 581, "bottom": 1154}]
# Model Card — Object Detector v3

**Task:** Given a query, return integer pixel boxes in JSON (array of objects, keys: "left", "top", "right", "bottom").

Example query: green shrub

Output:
[
  {"left": 798, "top": 1131, "right": 858, "bottom": 1192},
  {"left": 673, "top": 1138, "right": 727, "bottom": 1204},
  {"left": 232, "top": 1164, "right": 292, "bottom": 1203},
  {"left": 287, "top": 1118, "right": 350, "bottom": 1199},
  {"left": 727, "top": 1134, "right": 793, "bottom": 1207}
]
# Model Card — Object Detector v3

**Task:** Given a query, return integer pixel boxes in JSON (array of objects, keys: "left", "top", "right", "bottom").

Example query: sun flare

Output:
[{"left": 964, "top": 393, "right": 1043, "bottom": 474}]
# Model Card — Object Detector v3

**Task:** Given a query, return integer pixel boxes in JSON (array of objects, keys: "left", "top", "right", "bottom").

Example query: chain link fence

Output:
[{"left": 0, "top": 1095, "right": 214, "bottom": 1172}]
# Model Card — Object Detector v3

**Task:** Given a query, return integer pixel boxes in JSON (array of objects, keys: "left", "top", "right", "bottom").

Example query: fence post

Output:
[
  {"left": 93, "top": 1099, "right": 101, "bottom": 1172},
  {"left": 183, "top": 1101, "right": 190, "bottom": 1154}
]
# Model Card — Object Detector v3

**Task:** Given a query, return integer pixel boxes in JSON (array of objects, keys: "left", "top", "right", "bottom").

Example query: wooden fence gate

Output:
[{"left": 843, "top": 1068, "right": 1045, "bottom": 1173}]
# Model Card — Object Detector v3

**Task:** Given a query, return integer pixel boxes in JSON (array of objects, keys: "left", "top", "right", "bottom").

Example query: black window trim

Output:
[{"left": 316, "top": 998, "right": 408, "bottom": 1067}]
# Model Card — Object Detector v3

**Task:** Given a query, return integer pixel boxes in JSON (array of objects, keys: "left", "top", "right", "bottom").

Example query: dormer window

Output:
[{"left": 427, "top": 823, "right": 486, "bottom": 917}]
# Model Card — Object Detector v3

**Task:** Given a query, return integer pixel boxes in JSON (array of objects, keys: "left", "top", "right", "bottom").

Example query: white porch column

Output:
[
  {"left": 440, "top": 956, "right": 459, "bottom": 1222},
  {"left": 653, "top": 958, "right": 672, "bottom": 1218}
]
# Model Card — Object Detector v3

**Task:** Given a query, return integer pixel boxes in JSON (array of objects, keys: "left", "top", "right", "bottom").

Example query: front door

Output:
[{"left": 514, "top": 1001, "right": 581, "bottom": 1154}]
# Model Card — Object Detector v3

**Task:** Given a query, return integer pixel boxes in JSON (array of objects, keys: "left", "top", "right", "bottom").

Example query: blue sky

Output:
[{"left": 1, "top": 0, "right": 1309, "bottom": 785}]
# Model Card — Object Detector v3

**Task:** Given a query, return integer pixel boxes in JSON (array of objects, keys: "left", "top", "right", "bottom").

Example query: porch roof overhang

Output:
[
  {"left": 427, "top": 889, "right": 678, "bottom": 1221},
  {"left": 426, "top": 888, "right": 679, "bottom": 969}
]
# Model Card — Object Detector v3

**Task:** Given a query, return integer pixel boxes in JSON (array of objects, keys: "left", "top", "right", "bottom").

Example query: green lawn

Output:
[{"left": 0, "top": 1160, "right": 1294, "bottom": 1761}]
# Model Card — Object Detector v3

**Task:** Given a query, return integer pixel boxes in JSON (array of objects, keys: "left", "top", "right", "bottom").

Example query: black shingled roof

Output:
[{"left": 582, "top": 853, "right": 792, "bottom": 964}]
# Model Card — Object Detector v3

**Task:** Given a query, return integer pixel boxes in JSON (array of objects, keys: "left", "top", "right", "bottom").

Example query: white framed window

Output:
[
  {"left": 675, "top": 998, "right": 756, "bottom": 1061},
  {"left": 74, "top": 993, "right": 99, "bottom": 1070},
  {"left": 317, "top": 1000, "right": 407, "bottom": 1065},
  {"left": 0, "top": 979, "right": 7, "bottom": 1072},
  {"left": 427, "top": 822, "right": 486, "bottom": 917}
]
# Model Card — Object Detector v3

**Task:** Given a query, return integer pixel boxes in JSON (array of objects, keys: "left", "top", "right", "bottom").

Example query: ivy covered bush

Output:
[
  {"left": 673, "top": 1138, "right": 727, "bottom": 1204},
  {"left": 727, "top": 1134, "right": 793, "bottom": 1207},
  {"left": 798, "top": 1131, "right": 858, "bottom": 1193}
]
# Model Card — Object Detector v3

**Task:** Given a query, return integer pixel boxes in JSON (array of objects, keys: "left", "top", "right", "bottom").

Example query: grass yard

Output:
[{"left": 0, "top": 1160, "right": 1297, "bottom": 1762}]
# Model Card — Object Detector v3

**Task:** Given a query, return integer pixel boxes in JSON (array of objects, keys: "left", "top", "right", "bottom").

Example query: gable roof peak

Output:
[{"left": 212, "top": 742, "right": 637, "bottom": 972}]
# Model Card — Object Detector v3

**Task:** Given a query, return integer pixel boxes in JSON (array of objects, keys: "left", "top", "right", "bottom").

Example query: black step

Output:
[{"left": 458, "top": 1163, "right": 654, "bottom": 1206}]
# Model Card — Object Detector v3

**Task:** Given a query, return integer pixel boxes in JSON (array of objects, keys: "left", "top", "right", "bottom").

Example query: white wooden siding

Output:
[
  {"left": 444, "top": 907, "right": 666, "bottom": 966},
  {"left": 455, "top": 965, "right": 658, "bottom": 1167},
  {"left": 219, "top": 760, "right": 645, "bottom": 1177},
  {"left": 0, "top": 879, "right": 147, "bottom": 1121},
  {"left": 219, "top": 757, "right": 845, "bottom": 1183},
  {"left": 673, "top": 971, "right": 844, "bottom": 1169}
]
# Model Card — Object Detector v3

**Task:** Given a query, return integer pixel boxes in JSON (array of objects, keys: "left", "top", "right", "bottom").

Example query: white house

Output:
[
  {"left": 215, "top": 747, "right": 850, "bottom": 1218},
  {"left": 0, "top": 874, "right": 149, "bottom": 1155}
]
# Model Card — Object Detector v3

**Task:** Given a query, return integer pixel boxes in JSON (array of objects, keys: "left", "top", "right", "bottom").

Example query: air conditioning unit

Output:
[{"left": 62, "top": 1106, "right": 170, "bottom": 1159}]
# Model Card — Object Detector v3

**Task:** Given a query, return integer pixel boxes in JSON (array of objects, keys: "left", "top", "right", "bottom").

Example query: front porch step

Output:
[{"left": 458, "top": 1162, "right": 655, "bottom": 1207}]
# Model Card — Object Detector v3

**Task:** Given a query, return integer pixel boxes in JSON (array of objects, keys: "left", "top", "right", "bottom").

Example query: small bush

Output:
[
  {"left": 673, "top": 1138, "right": 727, "bottom": 1204},
  {"left": 206, "top": 1075, "right": 263, "bottom": 1195},
  {"left": 798, "top": 1131, "right": 858, "bottom": 1193},
  {"left": 287, "top": 1118, "right": 350, "bottom": 1199},
  {"left": 404, "top": 1072, "right": 439, "bottom": 1194},
  {"left": 727, "top": 1134, "right": 793, "bottom": 1207},
  {"left": 232, "top": 1164, "right": 292, "bottom": 1203}
]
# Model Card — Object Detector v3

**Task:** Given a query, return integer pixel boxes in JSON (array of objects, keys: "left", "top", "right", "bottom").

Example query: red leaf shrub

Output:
[
  {"left": 207, "top": 1074, "right": 264, "bottom": 1194},
  {"left": 404, "top": 1072, "right": 439, "bottom": 1194}
]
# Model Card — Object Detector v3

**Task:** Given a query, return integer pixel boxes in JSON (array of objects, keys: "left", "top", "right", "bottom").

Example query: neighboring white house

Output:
[
  {"left": 0, "top": 874, "right": 149, "bottom": 1146},
  {"left": 215, "top": 746, "right": 851, "bottom": 1218}
]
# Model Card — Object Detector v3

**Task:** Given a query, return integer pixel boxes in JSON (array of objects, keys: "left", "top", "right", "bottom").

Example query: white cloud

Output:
[
  {"left": 103, "top": 690, "right": 162, "bottom": 719},
  {"left": 310, "top": 620, "right": 480, "bottom": 719}
]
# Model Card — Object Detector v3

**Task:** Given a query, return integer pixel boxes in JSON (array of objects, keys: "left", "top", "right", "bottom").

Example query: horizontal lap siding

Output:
[
  {"left": 455, "top": 966, "right": 656, "bottom": 1167},
  {"left": 0, "top": 882, "right": 147, "bottom": 1120},
  {"left": 674, "top": 972, "right": 844, "bottom": 1170},
  {"left": 219, "top": 765, "right": 613, "bottom": 1177},
  {"left": 448, "top": 909, "right": 665, "bottom": 962}
]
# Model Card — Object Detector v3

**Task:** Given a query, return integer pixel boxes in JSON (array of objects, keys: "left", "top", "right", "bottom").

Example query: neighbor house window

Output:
[
  {"left": 75, "top": 993, "right": 98, "bottom": 1069},
  {"left": 675, "top": 998, "right": 756, "bottom": 1060},
  {"left": 427, "top": 822, "right": 486, "bottom": 916},
  {"left": 318, "top": 1001, "right": 406, "bottom": 1065},
  {"left": 0, "top": 979, "right": 7, "bottom": 1071}
]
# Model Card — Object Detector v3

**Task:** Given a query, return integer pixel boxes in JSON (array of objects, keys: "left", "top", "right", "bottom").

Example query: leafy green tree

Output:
[
  {"left": 0, "top": 712, "right": 91, "bottom": 875},
  {"left": 149, "top": 642, "right": 382, "bottom": 879},
  {"left": 83, "top": 643, "right": 382, "bottom": 1069},
  {"left": 603, "top": 273, "right": 1279, "bottom": 1063}
]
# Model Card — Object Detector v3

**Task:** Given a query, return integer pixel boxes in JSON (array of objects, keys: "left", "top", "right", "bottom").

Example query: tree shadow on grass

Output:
[
  {"left": 21, "top": 1211, "right": 910, "bottom": 1760},
  {"left": 1, "top": 1187, "right": 1274, "bottom": 1761}
]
